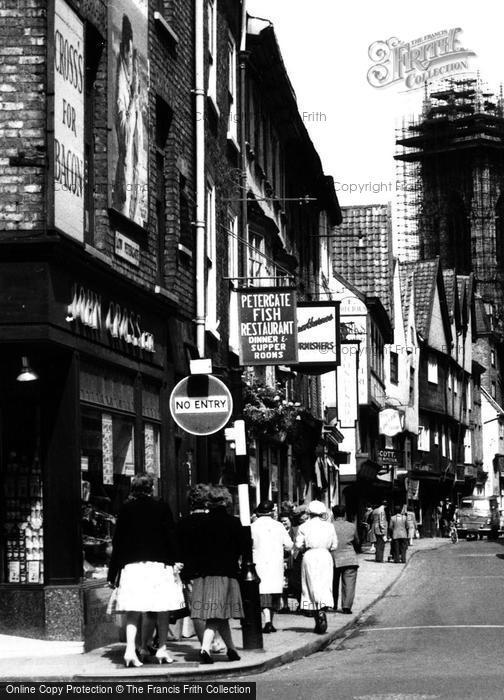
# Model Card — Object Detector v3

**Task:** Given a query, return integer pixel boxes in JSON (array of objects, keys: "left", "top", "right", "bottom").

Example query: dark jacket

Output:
[
  {"left": 178, "top": 507, "right": 246, "bottom": 580},
  {"left": 107, "top": 496, "right": 176, "bottom": 584}
]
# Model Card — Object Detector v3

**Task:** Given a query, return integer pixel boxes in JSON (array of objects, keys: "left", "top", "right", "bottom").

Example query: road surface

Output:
[{"left": 242, "top": 539, "right": 504, "bottom": 700}]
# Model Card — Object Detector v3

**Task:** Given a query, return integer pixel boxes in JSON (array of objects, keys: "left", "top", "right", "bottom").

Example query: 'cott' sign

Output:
[
  {"left": 237, "top": 287, "right": 298, "bottom": 366},
  {"left": 169, "top": 375, "right": 233, "bottom": 436}
]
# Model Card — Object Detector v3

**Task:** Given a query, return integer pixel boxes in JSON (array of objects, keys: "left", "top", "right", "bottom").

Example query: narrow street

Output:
[{"left": 241, "top": 540, "right": 504, "bottom": 700}]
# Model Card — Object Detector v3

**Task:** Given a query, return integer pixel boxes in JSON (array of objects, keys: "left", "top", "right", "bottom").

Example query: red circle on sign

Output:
[{"left": 169, "top": 375, "right": 233, "bottom": 436}]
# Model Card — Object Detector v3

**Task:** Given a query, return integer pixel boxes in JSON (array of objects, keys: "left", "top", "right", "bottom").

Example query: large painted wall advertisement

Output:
[
  {"left": 51, "top": 0, "right": 84, "bottom": 241},
  {"left": 108, "top": 0, "right": 149, "bottom": 227}
]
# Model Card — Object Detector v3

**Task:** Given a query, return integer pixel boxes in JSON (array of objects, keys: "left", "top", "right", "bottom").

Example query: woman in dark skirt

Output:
[{"left": 179, "top": 484, "right": 246, "bottom": 664}]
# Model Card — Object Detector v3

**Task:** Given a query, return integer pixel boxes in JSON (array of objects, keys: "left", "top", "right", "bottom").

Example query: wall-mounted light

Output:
[{"left": 16, "top": 356, "right": 38, "bottom": 382}]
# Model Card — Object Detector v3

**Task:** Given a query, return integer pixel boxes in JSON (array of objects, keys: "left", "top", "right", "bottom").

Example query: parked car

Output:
[{"left": 456, "top": 496, "right": 500, "bottom": 540}]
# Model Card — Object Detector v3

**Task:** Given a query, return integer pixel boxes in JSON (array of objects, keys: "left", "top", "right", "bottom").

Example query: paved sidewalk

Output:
[{"left": 0, "top": 538, "right": 449, "bottom": 681}]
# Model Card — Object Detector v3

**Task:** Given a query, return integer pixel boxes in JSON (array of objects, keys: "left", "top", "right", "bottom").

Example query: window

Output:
[
  {"left": 81, "top": 407, "right": 136, "bottom": 577},
  {"left": 441, "top": 426, "right": 446, "bottom": 456},
  {"left": 227, "top": 32, "right": 237, "bottom": 142},
  {"left": 206, "top": 182, "right": 218, "bottom": 332},
  {"left": 447, "top": 370, "right": 452, "bottom": 391},
  {"left": 454, "top": 374, "right": 458, "bottom": 395},
  {"left": 427, "top": 355, "right": 438, "bottom": 384},
  {"left": 390, "top": 351, "right": 399, "bottom": 385},
  {"left": 492, "top": 381, "right": 497, "bottom": 399},
  {"left": 447, "top": 428, "right": 453, "bottom": 460},
  {"left": 409, "top": 367, "right": 415, "bottom": 404},
  {"left": 464, "top": 430, "right": 472, "bottom": 464},
  {"left": 248, "top": 231, "right": 270, "bottom": 285},
  {"left": 418, "top": 424, "right": 430, "bottom": 451},
  {"left": 433, "top": 424, "right": 439, "bottom": 446},
  {"left": 467, "top": 380, "right": 472, "bottom": 409},
  {"left": 491, "top": 349, "right": 496, "bottom": 367},
  {"left": 207, "top": 0, "right": 217, "bottom": 105},
  {"left": 227, "top": 213, "right": 239, "bottom": 353}
]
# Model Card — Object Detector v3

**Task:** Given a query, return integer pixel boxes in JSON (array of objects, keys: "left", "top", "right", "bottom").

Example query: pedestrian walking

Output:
[
  {"left": 181, "top": 485, "right": 245, "bottom": 665},
  {"left": 406, "top": 505, "right": 418, "bottom": 546},
  {"left": 251, "top": 500, "right": 293, "bottom": 633},
  {"left": 290, "top": 508, "right": 310, "bottom": 608},
  {"left": 331, "top": 505, "right": 360, "bottom": 614},
  {"left": 279, "top": 512, "right": 295, "bottom": 612},
  {"left": 295, "top": 500, "right": 338, "bottom": 633},
  {"left": 177, "top": 484, "right": 224, "bottom": 652},
  {"left": 107, "top": 472, "right": 183, "bottom": 667},
  {"left": 389, "top": 504, "right": 409, "bottom": 563},
  {"left": 371, "top": 500, "right": 389, "bottom": 562},
  {"left": 331, "top": 505, "right": 361, "bottom": 615}
]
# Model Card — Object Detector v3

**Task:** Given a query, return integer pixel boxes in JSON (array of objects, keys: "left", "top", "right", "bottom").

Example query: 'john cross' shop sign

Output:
[{"left": 237, "top": 288, "right": 298, "bottom": 366}]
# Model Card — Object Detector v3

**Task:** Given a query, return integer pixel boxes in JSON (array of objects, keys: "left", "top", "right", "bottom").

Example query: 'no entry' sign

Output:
[{"left": 169, "top": 375, "right": 233, "bottom": 436}]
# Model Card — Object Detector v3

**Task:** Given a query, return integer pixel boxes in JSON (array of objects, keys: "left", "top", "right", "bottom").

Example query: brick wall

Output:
[
  {"left": 0, "top": 0, "right": 197, "bottom": 321},
  {"left": 0, "top": 0, "right": 47, "bottom": 233}
]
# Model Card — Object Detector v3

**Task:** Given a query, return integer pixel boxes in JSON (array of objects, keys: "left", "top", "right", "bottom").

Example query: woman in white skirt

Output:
[
  {"left": 108, "top": 473, "right": 184, "bottom": 667},
  {"left": 295, "top": 500, "right": 338, "bottom": 633}
]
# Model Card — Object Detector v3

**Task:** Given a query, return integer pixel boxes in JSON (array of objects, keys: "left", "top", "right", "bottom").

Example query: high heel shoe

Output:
[
  {"left": 155, "top": 646, "right": 174, "bottom": 664},
  {"left": 124, "top": 652, "right": 143, "bottom": 668},
  {"left": 227, "top": 648, "right": 241, "bottom": 662},
  {"left": 199, "top": 650, "right": 214, "bottom": 665}
]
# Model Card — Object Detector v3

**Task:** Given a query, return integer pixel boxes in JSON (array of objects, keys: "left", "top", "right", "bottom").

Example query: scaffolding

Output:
[{"left": 394, "top": 76, "right": 504, "bottom": 304}]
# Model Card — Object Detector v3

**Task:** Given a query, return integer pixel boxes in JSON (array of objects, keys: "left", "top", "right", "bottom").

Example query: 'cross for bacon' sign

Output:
[{"left": 237, "top": 287, "right": 298, "bottom": 366}]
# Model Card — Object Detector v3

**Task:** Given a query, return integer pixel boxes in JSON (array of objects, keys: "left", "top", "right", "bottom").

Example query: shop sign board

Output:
[
  {"left": 170, "top": 375, "right": 233, "bottom": 436},
  {"left": 379, "top": 408, "right": 404, "bottom": 436},
  {"left": 406, "top": 477, "right": 420, "bottom": 500},
  {"left": 66, "top": 283, "right": 155, "bottom": 353},
  {"left": 377, "top": 448, "right": 400, "bottom": 467},
  {"left": 115, "top": 231, "right": 140, "bottom": 267},
  {"left": 296, "top": 302, "right": 340, "bottom": 365},
  {"left": 237, "top": 288, "right": 298, "bottom": 366},
  {"left": 50, "top": 0, "right": 85, "bottom": 241}
]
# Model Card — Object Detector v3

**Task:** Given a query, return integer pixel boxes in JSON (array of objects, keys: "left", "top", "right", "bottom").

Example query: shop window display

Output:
[
  {"left": 81, "top": 408, "right": 136, "bottom": 579},
  {"left": 2, "top": 452, "right": 44, "bottom": 584}
]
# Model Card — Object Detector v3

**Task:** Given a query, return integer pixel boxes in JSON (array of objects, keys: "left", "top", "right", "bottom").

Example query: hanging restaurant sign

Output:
[
  {"left": 297, "top": 302, "right": 340, "bottom": 366},
  {"left": 237, "top": 287, "right": 298, "bottom": 366}
]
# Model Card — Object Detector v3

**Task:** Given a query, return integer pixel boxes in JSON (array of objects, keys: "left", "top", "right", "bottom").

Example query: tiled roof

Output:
[
  {"left": 442, "top": 270, "right": 455, "bottom": 320},
  {"left": 411, "top": 259, "right": 439, "bottom": 338},
  {"left": 398, "top": 261, "right": 416, "bottom": 336},
  {"left": 474, "top": 295, "right": 491, "bottom": 334},
  {"left": 331, "top": 204, "right": 393, "bottom": 317}
]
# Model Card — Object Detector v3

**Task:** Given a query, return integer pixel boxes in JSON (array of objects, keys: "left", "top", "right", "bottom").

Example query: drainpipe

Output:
[
  {"left": 239, "top": 1, "right": 249, "bottom": 279},
  {"left": 195, "top": 0, "right": 206, "bottom": 358}
]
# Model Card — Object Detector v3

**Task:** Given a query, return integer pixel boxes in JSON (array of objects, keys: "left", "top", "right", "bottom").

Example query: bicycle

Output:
[{"left": 449, "top": 521, "right": 458, "bottom": 544}]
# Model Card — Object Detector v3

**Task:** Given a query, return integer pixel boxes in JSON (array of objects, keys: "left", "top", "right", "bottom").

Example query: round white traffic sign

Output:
[{"left": 169, "top": 375, "right": 233, "bottom": 436}]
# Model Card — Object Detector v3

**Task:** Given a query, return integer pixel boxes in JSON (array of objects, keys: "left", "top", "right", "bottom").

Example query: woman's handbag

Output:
[{"left": 106, "top": 587, "right": 118, "bottom": 616}]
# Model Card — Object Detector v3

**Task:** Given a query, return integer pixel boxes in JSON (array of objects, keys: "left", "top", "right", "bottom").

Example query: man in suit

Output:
[
  {"left": 371, "top": 500, "right": 388, "bottom": 563},
  {"left": 389, "top": 504, "right": 409, "bottom": 563}
]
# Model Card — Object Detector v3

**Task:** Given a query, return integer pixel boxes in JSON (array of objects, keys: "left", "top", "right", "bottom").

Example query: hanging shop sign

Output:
[
  {"left": 405, "top": 477, "right": 420, "bottom": 501},
  {"left": 379, "top": 408, "right": 404, "bottom": 437},
  {"left": 169, "top": 375, "right": 233, "bottom": 436},
  {"left": 115, "top": 231, "right": 140, "bottom": 267},
  {"left": 377, "top": 448, "right": 400, "bottom": 467},
  {"left": 66, "top": 283, "right": 155, "bottom": 353},
  {"left": 49, "top": 0, "right": 85, "bottom": 242},
  {"left": 237, "top": 288, "right": 298, "bottom": 366},
  {"left": 296, "top": 302, "right": 340, "bottom": 366}
]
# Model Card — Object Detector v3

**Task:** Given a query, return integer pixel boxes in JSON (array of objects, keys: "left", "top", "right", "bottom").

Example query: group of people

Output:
[
  {"left": 251, "top": 499, "right": 361, "bottom": 635},
  {"left": 108, "top": 475, "right": 243, "bottom": 668},
  {"left": 107, "top": 475, "right": 367, "bottom": 667},
  {"left": 362, "top": 501, "right": 418, "bottom": 564}
]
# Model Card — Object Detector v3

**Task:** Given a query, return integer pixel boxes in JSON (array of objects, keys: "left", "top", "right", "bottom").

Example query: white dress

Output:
[
  {"left": 295, "top": 517, "right": 338, "bottom": 612},
  {"left": 252, "top": 517, "right": 293, "bottom": 594}
]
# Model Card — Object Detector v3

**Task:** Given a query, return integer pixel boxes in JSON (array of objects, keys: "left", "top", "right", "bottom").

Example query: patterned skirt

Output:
[
  {"left": 190, "top": 575, "right": 244, "bottom": 620},
  {"left": 115, "top": 561, "right": 186, "bottom": 613}
]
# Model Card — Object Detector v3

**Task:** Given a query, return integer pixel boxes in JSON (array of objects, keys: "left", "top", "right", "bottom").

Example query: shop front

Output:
[{"left": 0, "top": 250, "right": 174, "bottom": 649}]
